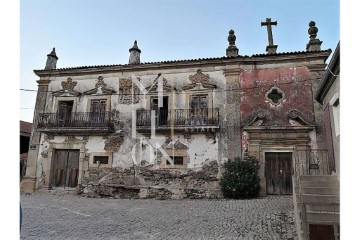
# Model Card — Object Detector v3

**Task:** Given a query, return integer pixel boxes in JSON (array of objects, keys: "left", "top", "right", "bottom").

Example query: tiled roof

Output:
[
  {"left": 34, "top": 49, "right": 331, "bottom": 72},
  {"left": 20, "top": 120, "right": 33, "bottom": 134}
]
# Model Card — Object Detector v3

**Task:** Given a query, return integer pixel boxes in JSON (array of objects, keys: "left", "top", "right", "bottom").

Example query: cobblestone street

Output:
[{"left": 20, "top": 193, "right": 297, "bottom": 240}]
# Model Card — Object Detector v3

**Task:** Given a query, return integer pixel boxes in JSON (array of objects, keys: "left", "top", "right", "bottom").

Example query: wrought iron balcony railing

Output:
[
  {"left": 136, "top": 108, "right": 220, "bottom": 130},
  {"left": 37, "top": 112, "right": 115, "bottom": 133}
]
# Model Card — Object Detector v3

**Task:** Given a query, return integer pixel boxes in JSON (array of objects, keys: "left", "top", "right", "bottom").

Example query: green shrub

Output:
[{"left": 220, "top": 156, "right": 260, "bottom": 199}]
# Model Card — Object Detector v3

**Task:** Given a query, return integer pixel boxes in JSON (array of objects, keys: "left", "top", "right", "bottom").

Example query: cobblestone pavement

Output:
[{"left": 20, "top": 193, "right": 297, "bottom": 240}]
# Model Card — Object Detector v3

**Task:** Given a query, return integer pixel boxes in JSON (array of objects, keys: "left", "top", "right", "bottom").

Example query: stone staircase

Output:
[{"left": 296, "top": 175, "right": 340, "bottom": 239}]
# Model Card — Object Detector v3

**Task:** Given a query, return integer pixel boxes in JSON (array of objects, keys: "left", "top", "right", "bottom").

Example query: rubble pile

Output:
[{"left": 78, "top": 160, "right": 222, "bottom": 199}]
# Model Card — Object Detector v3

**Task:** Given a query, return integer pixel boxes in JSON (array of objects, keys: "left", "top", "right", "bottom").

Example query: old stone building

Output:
[{"left": 21, "top": 20, "right": 332, "bottom": 202}]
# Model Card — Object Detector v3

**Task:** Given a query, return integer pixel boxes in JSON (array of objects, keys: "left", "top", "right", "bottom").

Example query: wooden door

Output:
[
  {"left": 265, "top": 152, "right": 293, "bottom": 195},
  {"left": 150, "top": 97, "right": 168, "bottom": 125},
  {"left": 90, "top": 99, "right": 107, "bottom": 125},
  {"left": 190, "top": 95, "right": 208, "bottom": 125},
  {"left": 52, "top": 149, "right": 80, "bottom": 188},
  {"left": 58, "top": 101, "right": 73, "bottom": 125}
]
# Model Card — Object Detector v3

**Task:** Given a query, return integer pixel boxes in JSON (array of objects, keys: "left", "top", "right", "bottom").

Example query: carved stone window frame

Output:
[
  {"left": 265, "top": 86, "right": 285, "bottom": 106},
  {"left": 160, "top": 149, "right": 189, "bottom": 169},
  {"left": 52, "top": 96, "right": 78, "bottom": 113},
  {"left": 89, "top": 152, "right": 113, "bottom": 169},
  {"left": 184, "top": 90, "right": 214, "bottom": 121}
]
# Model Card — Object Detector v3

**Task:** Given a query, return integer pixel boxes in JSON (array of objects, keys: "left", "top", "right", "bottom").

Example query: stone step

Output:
[
  {"left": 306, "top": 219, "right": 340, "bottom": 225},
  {"left": 302, "top": 194, "right": 340, "bottom": 204},
  {"left": 301, "top": 187, "right": 339, "bottom": 195},
  {"left": 300, "top": 180, "right": 339, "bottom": 188},
  {"left": 306, "top": 204, "right": 340, "bottom": 213},
  {"left": 300, "top": 175, "right": 338, "bottom": 182}
]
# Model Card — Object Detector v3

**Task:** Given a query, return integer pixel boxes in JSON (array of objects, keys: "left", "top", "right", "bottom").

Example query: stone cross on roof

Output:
[{"left": 261, "top": 18, "right": 278, "bottom": 54}]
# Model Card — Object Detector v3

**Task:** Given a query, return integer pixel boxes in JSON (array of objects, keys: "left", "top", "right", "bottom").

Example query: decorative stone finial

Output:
[
  {"left": 306, "top": 21, "right": 322, "bottom": 51},
  {"left": 45, "top": 47, "right": 58, "bottom": 70},
  {"left": 129, "top": 40, "right": 141, "bottom": 64},
  {"left": 228, "top": 30, "right": 236, "bottom": 45},
  {"left": 308, "top": 21, "right": 318, "bottom": 39},
  {"left": 226, "top": 29, "right": 239, "bottom": 57}
]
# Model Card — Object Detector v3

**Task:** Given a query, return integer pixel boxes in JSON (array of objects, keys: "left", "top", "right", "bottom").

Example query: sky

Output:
[{"left": 20, "top": 0, "right": 340, "bottom": 122}]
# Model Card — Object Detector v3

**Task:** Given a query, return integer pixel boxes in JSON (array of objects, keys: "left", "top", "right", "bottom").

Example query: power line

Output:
[{"left": 20, "top": 88, "right": 37, "bottom": 92}]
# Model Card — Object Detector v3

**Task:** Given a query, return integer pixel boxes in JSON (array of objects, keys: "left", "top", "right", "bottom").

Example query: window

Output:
[
  {"left": 90, "top": 99, "right": 106, "bottom": 113},
  {"left": 166, "top": 156, "right": 184, "bottom": 165},
  {"left": 190, "top": 95, "right": 208, "bottom": 109},
  {"left": 266, "top": 87, "right": 285, "bottom": 106},
  {"left": 90, "top": 99, "right": 107, "bottom": 124},
  {"left": 93, "top": 156, "right": 109, "bottom": 164},
  {"left": 190, "top": 95, "right": 208, "bottom": 125},
  {"left": 89, "top": 153, "right": 112, "bottom": 168},
  {"left": 150, "top": 96, "right": 169, "bottom": 125},
  {"left": 58, "top": 101, "right": 73, "bottom": 124},
  {"left": 330, "top": 94, "right": 340, "bottom": 137}
]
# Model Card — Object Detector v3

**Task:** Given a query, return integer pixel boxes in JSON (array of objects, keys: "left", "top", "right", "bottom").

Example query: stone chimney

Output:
[
  {"left": 129, "top": 40, "right": 141, "bottom": 64},
  {"left": 226, "top": 30, "right": 239, "bottom": 57},
  {"left": 306, "top": 21, "right": 323, "bottom": 51},
  {"left": 45, "top": 48, "right": 58, "bottom": 70}
]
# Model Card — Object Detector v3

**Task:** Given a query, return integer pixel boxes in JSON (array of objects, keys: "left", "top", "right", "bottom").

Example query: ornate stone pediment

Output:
[
  {"left": 184, "top": 69, "right": 216, "bottom": 90},
  {"left": 62, "top": 77, "right": 77, "bottom": 91},
  {"left": 119, "top": 77, "right": 140, "bottom": 104},
  {"left": 189, "top": 69, "right": 210, "bottom": 84},
  {"left": 246, "top": 110, "right": 267, "bottom": 126},
  {"left": 182, "top": 82, "right": 216, "bottom": 91},
  {"left": 83, "top": 76, "right": 116, "bottom": 95},
  {"left": 53, "top": 77, "right": 80, "bottom": 96},
  {"left": 287, "top": 109, "right": 310, "bottom": 126},
  {"left": 146, "top": 76, "right": 174, "bottom": 93},
  {"left": 165, "top": 140, "right": 189, "bottom": 150}
]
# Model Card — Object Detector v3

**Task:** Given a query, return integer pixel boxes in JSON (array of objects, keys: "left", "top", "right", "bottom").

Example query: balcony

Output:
[
  {"left": 37, "top": 112, "right": 115, "bottom": 135},
  {"left": 136, "top": 108, "right": 220, "bottom": 132}
]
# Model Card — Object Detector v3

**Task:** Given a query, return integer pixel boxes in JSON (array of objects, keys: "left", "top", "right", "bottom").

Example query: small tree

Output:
[{"left": 220, "top": 156, "right": 260, "bottom": 199}]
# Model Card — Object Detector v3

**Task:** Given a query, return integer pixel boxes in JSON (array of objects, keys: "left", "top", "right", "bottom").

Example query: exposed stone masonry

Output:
[{"left": 78, "top": 160, "right": 222, "bottom": 199}]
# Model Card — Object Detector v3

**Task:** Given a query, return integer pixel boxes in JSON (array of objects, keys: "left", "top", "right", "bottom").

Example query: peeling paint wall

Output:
[
  {"left": 240, "top": 67, "right": 314, "bottom": 126},
  {"left": 35, "top": 67, "right": 227, "bottom": 189}
]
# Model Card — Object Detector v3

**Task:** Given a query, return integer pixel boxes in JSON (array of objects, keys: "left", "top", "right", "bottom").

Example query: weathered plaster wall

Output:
[
  {"left": 36, "top": 67, "right": 227, "bottom": 190},
  {"left": 322, "top": 75, "right": 340, "bottom": 176},
  {"left": 187, "top": 134, "right": 218, "bottom": 168},
  {"left": 240, "top": 67, "right": 314, "bottom": 126}
]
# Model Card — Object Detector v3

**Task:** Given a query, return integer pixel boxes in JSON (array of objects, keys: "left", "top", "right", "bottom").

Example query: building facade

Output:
[
  {"left": 21, "top": 21, "right": 331, "bottom": 200},
  {"left": 315, "top": 42, "right": 340, "bottom": 178}
]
